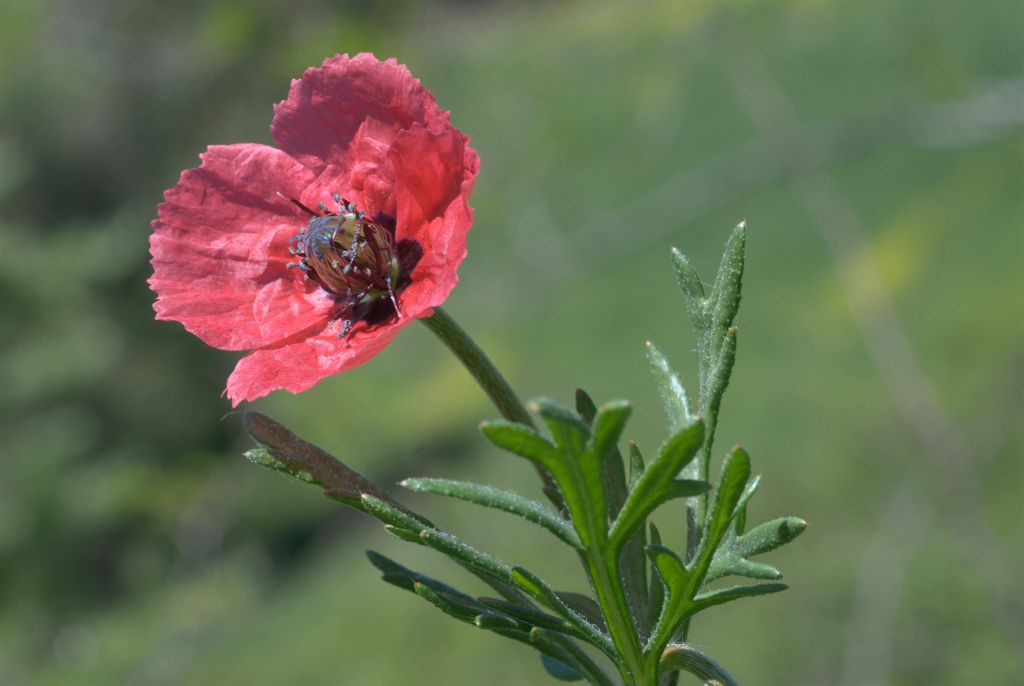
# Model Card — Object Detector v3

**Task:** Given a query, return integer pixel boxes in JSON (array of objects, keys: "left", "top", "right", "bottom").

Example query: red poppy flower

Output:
[{"left": 149, "top": 54, "right": 479, "bottom": 405}]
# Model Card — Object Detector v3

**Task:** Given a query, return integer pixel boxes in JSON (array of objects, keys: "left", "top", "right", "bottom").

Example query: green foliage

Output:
[
  {"left": 234, "top": 229, "right": 804, "bottom": 685},
  {"left": 400, "top": 478, "right": 579, "bottom": 547}
]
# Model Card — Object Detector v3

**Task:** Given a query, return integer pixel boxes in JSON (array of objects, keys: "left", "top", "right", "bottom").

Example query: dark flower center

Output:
[{"left": 288, "top": 196, "right": 420, "bottom": 337}]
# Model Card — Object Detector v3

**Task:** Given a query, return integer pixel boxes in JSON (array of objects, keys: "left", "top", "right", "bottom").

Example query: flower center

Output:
[{"left": 288, "top": 196, "right": 418, "bottom": 337}]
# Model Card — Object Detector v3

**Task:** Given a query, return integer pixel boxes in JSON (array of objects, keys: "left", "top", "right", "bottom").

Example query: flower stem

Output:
[
  {"left": 422, "top": 307, "right": 534, "bottom": 427},
  {"left": 422, "top": 307, "right": 562, "bottom": 505}
]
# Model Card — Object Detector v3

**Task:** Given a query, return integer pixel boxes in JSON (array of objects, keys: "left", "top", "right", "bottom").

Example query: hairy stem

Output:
[
  {"left": 422, "top": 307, "right": 562, "bottom": 505},
  {"left": 423, "top": 307, "right": 534, "bottom": 427}
]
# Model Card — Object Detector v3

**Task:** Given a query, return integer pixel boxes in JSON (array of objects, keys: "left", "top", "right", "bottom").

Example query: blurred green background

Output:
[{"left": 2, "top": 0, "right": 1021, "bottom": 684}]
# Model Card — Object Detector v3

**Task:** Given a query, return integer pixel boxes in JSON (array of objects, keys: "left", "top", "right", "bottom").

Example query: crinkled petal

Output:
[
  {"left": 297, "top": 118, "right": 398, "bottom": 222},
  {"left": 224, "top": 317, "right": 417, "bottom": 405},
  {"left": 150, "top": 144, "right": 334, "bottom": 350},
  {"left": 271, "top": 53, "right": 451, "bottom": 177},
  {"left": 388, "top": 124, "right": 480, "bottom": 317}
]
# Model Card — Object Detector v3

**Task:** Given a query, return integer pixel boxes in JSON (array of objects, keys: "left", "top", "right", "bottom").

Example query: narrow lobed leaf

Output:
[
  {"left": 645, "top": 341, "right": 691, "bottom": 432},
  {"left": 413, "top": 581, "right": 490, "bottom": 622},
  {"left": 243, "top": 447, "right": 315, "bottom": 484},
  {"left": 360, "top": 494, "right": 429, "bottom": 533},
  {"left": 418, "top": 527, "right": 512, "bottom": 583},
  {"left": 511, "top": 568, "right": 615, "bottom": 655},
  {"left": 670, "top": 247, "right": 709, "bottom": 327},
  {"left": 588, "top": 401, "right": 632, "bottom": 468},
  {"left": 479, "top": 597, "right": 589, "bottom": 636},
  {"left": 382, "top": 525, "right": 426, "bottom": 545},
  {"left": 474, "top": 612, "right": 521, "bottom": 631},
  {"left": 683, "top": 446, "right": 754, "bottom": 597},
  {"left": 480, "top": 420, "right": 562, "bottom": 472},
  {"left": 645, "top": 523, "right": 666, "bottom": 633},
  {"left": 707, "top": 221, "right": 746, "bottom": 336},
  {"left": 541, "top": 654, "right": 585, "bottom": 682},
  {"left": 554, "top": 592, "right": 607, "bottom": 632},
  {"left": 400, "top": 477, "right": 580, "bottom": 548},
  {"left": 734, "top": 474, "right": 762, "bottom": 534},
  {"left": 692, "top": 582, "right": 788, "bottom": 614},
  {"left": 645, "top": 545, "right": 689, "bottom": 597},
  {"left": 627, "top": 441, "right": 645, "bottom": 489},
  {"left": 610, "top": 420, "right": 705, "bottom": 549},
  {"left": 735, "top": 516, "right": 807, "bottom": 559},
  {"left": 698, "top": 447, "right": 752, "bottom": 563},
  {"left": 574, "top": 388, "right": 599, "bottom": 425},
  {"left": 706, "top": 326, "right": 738, "bottom": 418},
  {"left": 530, "top": 397, "right": 591, "bottom": 457},
  {"left": 367, "top": 551, "right": 462, "bottom": 597},
  {"left": 366, "top": 556, "right": 610, "bottom": 685},
  {"left": 659, "top": 643, "right": 739, "bottom": 686}
]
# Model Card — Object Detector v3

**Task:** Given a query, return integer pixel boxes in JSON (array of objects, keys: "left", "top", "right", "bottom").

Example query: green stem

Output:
[
  {"left": 422, "top": 307, "right": 534, "bottom": 427},
  {"left": 422, "top": 307, "right": 562, "bottom": 506},
  {"left": 585, "top": 550, "right": 650, "bottom": 685}
]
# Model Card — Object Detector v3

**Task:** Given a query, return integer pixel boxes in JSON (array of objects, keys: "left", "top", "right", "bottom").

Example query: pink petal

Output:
[
  {"left": 388, "top": 124, "right": 480, "bottom": 316},
  {"left": 150, "top": 144, "right": 334, "bottom": 350},
  {"left": 224, "top": 318, "right": 416, "bottom": 405},
  {"left": 271, "top": 53, "right": 451, "bottom": 178}
]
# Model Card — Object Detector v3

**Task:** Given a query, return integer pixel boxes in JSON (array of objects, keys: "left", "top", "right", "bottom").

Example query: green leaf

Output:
[
  {"left": 645, "top": 544, "right": 689, "bottom": 595},
  {"left": 418, "top": 527, "right": 512, "bottom": 584},
  {"left": 707, "top": 326, "right": 738, "bottom": 419},
  {"left": 382, "top": 525, "right": 426, "bottom": 545},
  {"left": 627, "top": 441, "right": 645, "bottom": 489},
  {"left": 554, "top": 592, "right": 606, "bottom": 632},
  {"left": 530, "top": 628, "right": 615, "bottom": 686},
  {"left": 645, "top": 341, "right": 691, "bottom": 432},
  {"left": 574, "top": 388, "right": 599, "bottom": 425},
  {"left": 400, "top": 477, "right": 580, "bottom": 548},
  {"left": 479, "top": 597, "right": 596, "bottom": 638},
  {"left": 360, "top": 495, "right": 428, "bottom": 534},
  {"left": 706, "top": 515, "right": 806, "bottom": 583},
  {"left": 414, "top": 580, "right": 491, "bottom": 622},
  {"left": 707, "top": 221, "right": 746, "bottom": 345},
  {"left": 736, "top": 517, "right": 807, "bottom": 558},
  {"left": 658, "top": 643, "right": 739, "bottom": 686},
  {"left": 610, "top": 420, "right": 707, "bottom": 550},
  {"left": 589, "top": 401, "right": 630, "bottom": 519},
  {"left": 473, "top": 612, "right": 521, "bottom": 631},
  {"left": 645, "top": 523, "right": 666, "bottom": 632},
  {"left": 670, "top": 247, "right": 708, "bottom": 327},
  {"left": 243, "top": 448, "right": 315, "bottom": 484},
  {"left": 588, "top": 401, "right": 632, "bottom": 472},
  {"left": 691, "top": 582, "right": 788, "bottom": 613},
  {"left": 734, "top": 474, "right": 762, "bottom": 534},
  {"left": 367, "top": 551, "right": 464, "bottom": 597},
  {"left": 367, "top": 554, "right": 612, "bottom": 686},
  {"left": 510, "top": 567, "right": 614, "bottom": 654},
  {"left": 530, "top": 397, "right": 590, "bottom": 457},
  {"left": 542, "top": 654, "right": 584, "bottom": 682},
  {"left": 480, "top": 420, "right": 562, "bottom": 473},
  {"left": 526, "top": 397, "right": 612, "bottom": 547},
  {"left": 690, "top": 447, "right": 752, "bottom": 586}
]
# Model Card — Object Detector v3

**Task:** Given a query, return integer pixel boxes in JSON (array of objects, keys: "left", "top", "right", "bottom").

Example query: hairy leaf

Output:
[
  {"left": 400, "top": 477, "right": 579, "bottom": 548},
  {"left": 610, "top": 420, "right": 707, "bottom": 550},
  {"left": 645, "top": 341, "right": 691, "bottom": 433},
  {"left": 659, "top": 643, "right": 739, "bottom": 686}
]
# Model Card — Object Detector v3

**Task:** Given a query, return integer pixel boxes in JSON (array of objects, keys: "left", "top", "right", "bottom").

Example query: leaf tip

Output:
[{"left": 784, "top": 517, "right": 808, "bottom": 540}]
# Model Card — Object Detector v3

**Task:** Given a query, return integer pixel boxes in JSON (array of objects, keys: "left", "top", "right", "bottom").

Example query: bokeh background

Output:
[{"left": 2, "top": 0, "right": 1021, "bottom": 684}]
